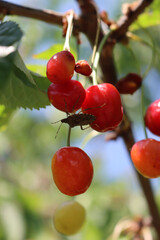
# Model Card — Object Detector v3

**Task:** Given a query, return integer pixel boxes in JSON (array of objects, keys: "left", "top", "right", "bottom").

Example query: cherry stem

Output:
[
  {"left": 127, "top": 32, "right": 153, "bottom": 49},
  {"left": 92, "top": 29, "right": 111, "bottom": 85},
  {"left": 91, "top": 16, "right": 101, "bottom": 67},
  {"left": 136, "top": 25, "right": 155, "bottom": 80},
  {"left": 141, "top": 84, "right": 148, "bottom": 139},
  {"left": 76, "top": 40, "right": 80, "bottom": 81},
  {"left": 81, "top": 130, "right": 100, "bottom": 149},
  {"left": 139, "top": 27, "right": 155, "bottom": 139},
  {"left": 126, "top": 45, "right": 141, "bottom": 76},
  {"left": 127, "top": 30, "right": 155, "bottom": 79},
  {"left": 63, "top": 10, "right": 74, "bottom": 51},
  {"left": 142, "top": 42, "right": 155, "bottom": 80},
  {"left": 67, "top": 126, "right": 72, "bottom": 147}
]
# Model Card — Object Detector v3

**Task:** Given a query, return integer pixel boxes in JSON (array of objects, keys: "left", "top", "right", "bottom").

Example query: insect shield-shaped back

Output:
[
  {"left": 52, "top": 113, "right": 96, "bottom": 138},
  {"left": 61, "top": 113, "right": 96, "bottom": 128}
]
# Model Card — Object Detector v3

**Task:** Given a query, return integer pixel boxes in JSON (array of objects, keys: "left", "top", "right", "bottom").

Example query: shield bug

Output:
[
  {"left": 53, "top": 112, "right": 96, "bottom": 138},
  {"left": 61, "top": 113, "right": 96, "bottom": 129}
]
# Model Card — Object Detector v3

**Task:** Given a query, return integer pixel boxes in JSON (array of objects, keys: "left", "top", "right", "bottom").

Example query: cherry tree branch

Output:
[
  {"left": 0, "top": 0, "right": 64, "bottom": 25},
  {"left": 122, "top": 122, "right": 160, "bottom": 240},
  {"left": 76, "top": 0, "right": 154, "bottom": 84},
  {"left": 0, "top": 0, "right": 153, "bottom": 42},
  {"left": 111, "top": 0, "right": 154, "bottom": 40}
]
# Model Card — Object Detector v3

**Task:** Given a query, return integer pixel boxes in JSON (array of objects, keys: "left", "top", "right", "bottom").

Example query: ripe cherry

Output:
[
  {"left": 51, "top": 147, "right": 93, "bottom": 196},
  {"left": 130, "top": 139, "right": 160, "bottom": 178},
  {"left": 81, "top": 83, "right": 123, "bottom": 132},
  {"left": 46, "top": 50, "right": 75, "bottom": 84},
  {"left": 48, "top": 80, "right": 86, "bottom": 113},
  {"left": 144, "top": 99, "right": 160, "bottom": 136},
  {"left": 116, "top": 73, "right": 142, "bottom": 95},
  {"left": 75, "top": 60, "right": 92, "bottom": 76},
  {"left": 54, "top": 200, "right": 86, "bottom": 235}
]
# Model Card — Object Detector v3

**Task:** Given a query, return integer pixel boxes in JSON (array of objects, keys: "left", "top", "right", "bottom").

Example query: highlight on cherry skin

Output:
[
  {"left": 130, "top": 138, "right": 160, "bottom": 178},
  {"left": 81, "top": 83, "right": 123, "bottom": 132},
  {"left": 47, "top": 80, "right": 86, "bottom": 113},
  {"left": 144, "top": 99, "right": 160, "bottom": 136},
  {"left": 46, "top": 50, "right": 75, "bottom": 84},
  {"left": 51, "top": 146, "right": 93, "bottom": 196},
  {"left": 53, "top": 200, "right": 86, "bottom": 236}
]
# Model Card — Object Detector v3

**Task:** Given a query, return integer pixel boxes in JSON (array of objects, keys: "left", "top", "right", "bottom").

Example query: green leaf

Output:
[
  {"left": 130, "top": 0, "right": 160, "bottom": 30},
  {"left": 30, "top": 72, "right": 50, "bottom": 92},
  {"left": 0, "top": 21, "right": 49, "bottom": 110},
  {"left": 114, "top": 25, "right": 160, "bottom": 76},
  {"left": 0, "top": 21, "right": 23, "bottom": 46},
  {"left": 0, "top": 105, "right": 13, "bottom": 131},
  {"left": 33, "top": 43, "right": 77, "bottom": 61},
  {"left": 27, "top": 64, "right": 46, "bottom": 76},
  {"left": 0, "top": 51, "right": 50, "bottom": 110}
]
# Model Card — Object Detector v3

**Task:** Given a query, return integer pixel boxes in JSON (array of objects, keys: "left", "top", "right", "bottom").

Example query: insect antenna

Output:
[
  {"left": 51, "top": 119, "right": 64, "bottom": 138},
  {"left": 55, "top": 122, "right": 63, "bottom": 139},
  {"left": 51, "top": 119, "right": 62, "bottom": 124}
]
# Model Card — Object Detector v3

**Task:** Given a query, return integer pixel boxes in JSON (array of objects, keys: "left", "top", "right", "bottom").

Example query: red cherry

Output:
[
  {"left": 144, "top": 99, "right": 160, "bottom": 136},
  {"left": 81, "top": 83, "right": 123, "bottom": 132},
  {"left": 46, "top": 51, "right": 75, "bottom": 84},
  {"left": 48, "top": 80, "right": 86, "bottom": 113},
  {"left": 130, "top": 139, "right": 160, "bottom": 178},
  {"left": 75, "top": 60, "right": 92, "bottom": 76},
  {"left": 51, "top": 147, "right": 93, "bottom": 196},
  {"left": 116, "top": 73, "right": 142, "bottom": 95}
]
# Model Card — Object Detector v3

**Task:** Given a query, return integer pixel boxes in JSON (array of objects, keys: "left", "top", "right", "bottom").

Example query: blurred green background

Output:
[{"left": 0, "top": 0, "right": 160, "bottom": 239}]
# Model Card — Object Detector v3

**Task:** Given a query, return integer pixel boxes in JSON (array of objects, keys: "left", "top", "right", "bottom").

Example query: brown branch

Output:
[
  {"left": 111, "top": 0, "right": 154, "bottom": 40},
  {"left": 106, "top": 115, "right": 160, "bottom": 239},
  {"left": 75, "top": 0, "right": 103, "bottom": 44},
  {"left": 99, "top": 0, "right": 153, "bottom": 84},
  {"left": 0, "top": 0, "right": 154, "bottom": 39},
  {"left": 0, "top": 0, "right": 64, "bottom": 25},
  {"left": 76, "top": 0, "right": 154, "bottom": 84},
  {"left": 122, "top": 123, "right": 160, "bottom": 240}
]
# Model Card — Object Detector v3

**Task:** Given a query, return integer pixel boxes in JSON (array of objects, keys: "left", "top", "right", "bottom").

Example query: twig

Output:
[{"left": 111, "top": 0, "right": 154, "bottom": 40}]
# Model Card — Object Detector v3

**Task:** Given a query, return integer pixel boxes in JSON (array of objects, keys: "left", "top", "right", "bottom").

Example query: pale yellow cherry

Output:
[{"left": 54, "top": 200, "right": 86, "bottom": 235}]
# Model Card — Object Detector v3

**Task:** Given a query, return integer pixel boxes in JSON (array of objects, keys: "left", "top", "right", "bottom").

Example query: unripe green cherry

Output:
[{"left": 54, "top": 200, "right": 86, "bottom": 235}]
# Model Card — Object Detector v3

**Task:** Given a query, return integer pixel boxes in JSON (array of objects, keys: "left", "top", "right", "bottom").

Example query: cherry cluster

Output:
[
  {"left": 46, "top": 50, "right": 123, "bottom": 235},
  {"left": 46, "top": 49, "right": 160, "bottom": 235},
  {"left": 47, "top": 50, "right": 94, "bottom": 196}
]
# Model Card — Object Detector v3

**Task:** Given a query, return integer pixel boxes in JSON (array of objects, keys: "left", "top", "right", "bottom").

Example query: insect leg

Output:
[
  {"left": 71, "top": 95, "right": 80, "bottom": 112},
  {"left": 80, "top": 125, "right": 91, "bottom": 130},
  {"left": 63, "top": 98, "right": 69, "bottom": 115},
  {"left": 83, "top": 103, "right": 106, "bottom": 112}
]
